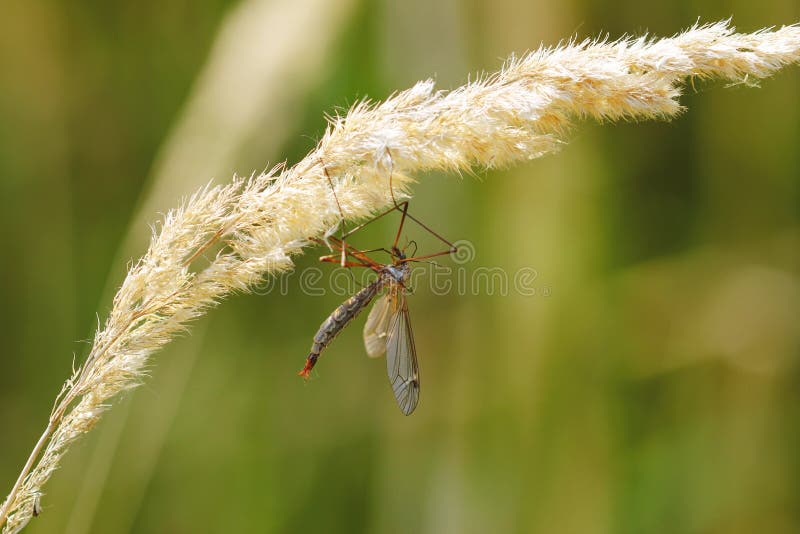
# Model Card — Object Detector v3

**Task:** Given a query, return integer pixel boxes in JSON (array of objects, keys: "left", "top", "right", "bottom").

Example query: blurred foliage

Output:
[{"left": 0, "top": 1, "right": 798, "bottom": 533}]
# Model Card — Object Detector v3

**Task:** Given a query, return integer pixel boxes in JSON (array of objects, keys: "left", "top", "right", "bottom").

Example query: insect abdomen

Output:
[{"left": 299, "top": 280, "right": 383, "bottom": 378}]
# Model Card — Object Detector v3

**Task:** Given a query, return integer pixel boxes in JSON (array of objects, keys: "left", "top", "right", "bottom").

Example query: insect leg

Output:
[{"left": 319, "top": 158, "right": 350, "bottom": 267}]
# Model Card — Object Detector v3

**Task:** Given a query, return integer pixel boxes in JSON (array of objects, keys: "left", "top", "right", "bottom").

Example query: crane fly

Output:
[
  {"left": 32, "top": 493, "right": 42, "bottom": 517},
  {"left": 299, "top": 200, "right": 456, "bottom": 415}
]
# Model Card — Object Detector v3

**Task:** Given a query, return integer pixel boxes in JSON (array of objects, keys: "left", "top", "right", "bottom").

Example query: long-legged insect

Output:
[
  {"left": 32, "top": 494, "right": 42, "bottom": 517},
  {"left": 299, "top": 201, "right": 456, "bottom": 415}
]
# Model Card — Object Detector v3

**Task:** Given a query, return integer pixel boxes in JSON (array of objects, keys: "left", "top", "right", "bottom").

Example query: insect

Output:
[
  {"left": 299, "top": 199, "right": 456, "bottom": 415},
  {"left": 32, "top": 493, "right": 42, "bottom": 517}
]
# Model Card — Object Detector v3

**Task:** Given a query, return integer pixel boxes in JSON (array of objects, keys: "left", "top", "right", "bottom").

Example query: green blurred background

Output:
[{"left": 1, "top": 1, "right": 799, "bottom": 533}]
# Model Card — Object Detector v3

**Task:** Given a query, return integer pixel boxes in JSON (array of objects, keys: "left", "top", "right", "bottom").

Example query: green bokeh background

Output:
[{"left": 1, "top": 1, "right": 799, "bottom": 533}]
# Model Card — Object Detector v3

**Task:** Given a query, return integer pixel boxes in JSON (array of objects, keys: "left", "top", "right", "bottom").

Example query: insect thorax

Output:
[{"left": 383, "top": 263, "right": 410, "bottom": 284}]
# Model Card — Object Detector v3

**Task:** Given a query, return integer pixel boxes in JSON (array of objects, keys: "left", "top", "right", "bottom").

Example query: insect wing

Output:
[
  {"left": 385, "top": 288, "right": 420, "bottom": 415},
  {"left": 363, "top": 292, "right": 392, "bottom": 357}
]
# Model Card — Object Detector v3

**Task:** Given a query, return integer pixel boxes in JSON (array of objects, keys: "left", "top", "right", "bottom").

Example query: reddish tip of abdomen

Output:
[{"left": 298, "top": 355, "right": 317, "bottom": 379}]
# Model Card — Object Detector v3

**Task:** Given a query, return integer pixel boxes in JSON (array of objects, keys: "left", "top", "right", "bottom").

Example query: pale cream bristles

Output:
[{"left": 2, "top": 20, "right": 800, "bottom": 532}]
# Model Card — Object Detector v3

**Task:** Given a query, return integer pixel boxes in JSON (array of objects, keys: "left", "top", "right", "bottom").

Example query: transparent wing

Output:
[
  {"left": 385, "top": 288, "right": 420, "bottom": 416},
  {"left": 363, "top": 293, "right": 392, "bottom": 358}
]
